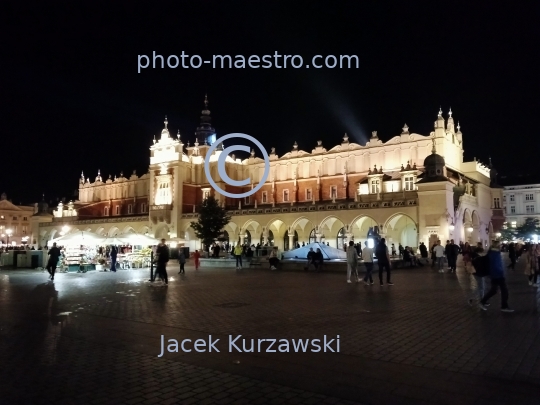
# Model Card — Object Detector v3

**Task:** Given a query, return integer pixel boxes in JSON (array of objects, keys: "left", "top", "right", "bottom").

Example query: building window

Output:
[
  {"left": 503, "top": 195, "right": 506, "bottom": 202},
  {"left": 330, "top": 185, "right": 338, "bottom": 199},
  {"left": 510, "top": 206, "right": 516, "bottom": 214},
  {"left": 141, "top": 203, "right": 147, "bottom": 213},
  {"left": 371, "top": 179, "right": 380, "bottom": 194},
  {"left": 493, "top": 197, "right": 500, "bottom": 208},
  {"left": 404, "top": 176, "right": 414, "bottom": 191},
  {"left": 115, "top": 206, "right": 120, "bottom": 215},
  {"left": 526, "top": 193, "right": 534, "bottom": 201},
  {"left": 13, "top": 217, "right": 17, "bottom": 221},
  {"left": 262, "top": 191, "right": 268, "bottom": 203},
  {"left": 510, "top": 194, "right": 515, "bottom": 202},
  {"left": 104, "top": 206, "right": 109, "bottom": 216},
  {"left": 202, "top": 189, "right": 210, "bottom": 200},
  {"left": 283, "top": 189, "right": 289, "bottom": 202},
  {"left": 22, "top": 226, "right": 27, "bottom": 234},
  {"left": 244, "top": 196, "right": 250, "bottom": 205},
  {"left": 128, "top": 204, "right": 133, "bottom": 214},
  {"left": 511, "top": 221, "right": 517, "bottom": 228},
  {"left": 306, "top": 188, "right": 312, "bottom": 201},
  {"left": 23, "top": 217, "right": 27, "bottom": 221},
  {"left": 526, "top": 205, "right": 535, "bottom": 214}
]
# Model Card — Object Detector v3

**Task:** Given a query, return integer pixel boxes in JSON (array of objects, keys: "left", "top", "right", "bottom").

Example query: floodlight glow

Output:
[{"left": 367, "top": 238, "right": 374, "bottom": 248}]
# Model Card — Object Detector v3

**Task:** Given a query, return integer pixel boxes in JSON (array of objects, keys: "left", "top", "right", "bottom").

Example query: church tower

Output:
[{"left": 195, "top": 94, "right": 216, "bottom": 145}]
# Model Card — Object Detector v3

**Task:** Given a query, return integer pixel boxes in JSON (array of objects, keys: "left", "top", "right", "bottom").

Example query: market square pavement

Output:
[{"left": 1, "top": 255, "right": 540, "bottom": 405}]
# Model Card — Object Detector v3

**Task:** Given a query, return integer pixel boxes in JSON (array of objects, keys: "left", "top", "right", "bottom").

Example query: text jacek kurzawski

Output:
[{"left": 158, "top": 335, "right": 340, "bottom": 357}]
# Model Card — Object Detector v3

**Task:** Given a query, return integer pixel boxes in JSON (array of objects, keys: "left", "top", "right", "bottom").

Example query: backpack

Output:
[{"left": 472, "top": 254, "right": 490, "bottom": 277}]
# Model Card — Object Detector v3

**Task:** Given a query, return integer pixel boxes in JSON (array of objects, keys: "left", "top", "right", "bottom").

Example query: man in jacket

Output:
[
  {"left": 446, "top": 239, "right": 459, "bottom": 273},
  {"left": 376, "top": 238, "right": 393, "bottom": 286},
  {"left": 305, "top": 247, "right": 316, "bottom": 271},
  {"left": 433, "top": 240, "right": 446, "bottom": 273},
  {"left": 155, "top": 239, "right": 170, "bottom": 285},
  {"left": 47, "top": 242, "right": 61, "bottom": 281},
  {"left": 346, "top": 240, "right": 359, "bottom": 283},
  {"left": 362, "top": 240, "right": 374, "bottom": 285},
  {"left": 479, "top": 241, "right": 513, "bottom": 312},
  {"left": 233, "top": 244, "right": 243, "bottom": 269}
]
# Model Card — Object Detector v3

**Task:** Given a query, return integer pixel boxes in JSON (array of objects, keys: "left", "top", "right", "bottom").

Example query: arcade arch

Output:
[
  {"left": 350, "top": 215, "right": 378, "bottom": 247},
  {"left": 383, "top": 213, "right": 418, "bottom": 249}
]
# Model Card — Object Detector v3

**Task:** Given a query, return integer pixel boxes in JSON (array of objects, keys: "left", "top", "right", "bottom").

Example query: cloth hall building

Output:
[{"left": 32, "top": 99, "right": 504, "bottom": 252}]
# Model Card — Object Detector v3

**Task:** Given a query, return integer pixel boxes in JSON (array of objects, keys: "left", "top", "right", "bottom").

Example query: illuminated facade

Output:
[
  {"left": 34, "top": 100, "right": 503, "bottom": 252},
  {"left": 0, "top": 193, "right": 34, "bottom": 246}
]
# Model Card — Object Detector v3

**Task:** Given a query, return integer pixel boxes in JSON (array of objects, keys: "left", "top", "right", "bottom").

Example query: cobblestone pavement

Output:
[{"left": 1, "top": 255, "right": 540, "bottom": 404}]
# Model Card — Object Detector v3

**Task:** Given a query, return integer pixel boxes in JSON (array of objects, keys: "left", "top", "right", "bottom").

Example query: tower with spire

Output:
[{"left": 195, "top": 94, "right": 216, "bottom": 146}]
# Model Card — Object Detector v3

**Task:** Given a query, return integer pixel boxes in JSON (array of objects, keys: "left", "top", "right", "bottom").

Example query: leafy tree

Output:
[
  {"left": 190, "top": 196, "right": 231, "bottom": 251},
  {"left": 514, "top": 217, "right": 540, "bottom": 240},
  {"left": 499, "top": 226, "right": 516, "bottom": 241}
]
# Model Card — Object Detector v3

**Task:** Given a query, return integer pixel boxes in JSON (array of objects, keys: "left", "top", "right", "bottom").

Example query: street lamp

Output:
[
  {"left": 449, "top": 221, "right": 455, "bottom": 231},
  {"left": 6, "top": 229, "right": 12, "bottom": 245}
]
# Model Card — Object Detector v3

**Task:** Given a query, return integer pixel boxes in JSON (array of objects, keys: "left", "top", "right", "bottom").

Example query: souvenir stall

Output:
[
  {"left": 98, "top": 234, "right": 158, "bottom": 270},
  {"left": 49, "top": 231, "right": 105, "bottom": 272}
]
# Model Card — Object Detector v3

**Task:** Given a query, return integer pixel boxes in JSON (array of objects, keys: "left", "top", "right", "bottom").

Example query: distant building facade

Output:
[
  {"left": 0, "top": 193, "right": 34, "bottom": 246},
  {"left": 33, "top": 100, "right": 503, "bottom": 251},
  {"left": 500, "top": 175, "right": 540, "bottom": 229}
]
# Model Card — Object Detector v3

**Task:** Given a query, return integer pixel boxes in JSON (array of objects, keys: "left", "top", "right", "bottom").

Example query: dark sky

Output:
[{"left": 1, "top": 1, "right": 537, "bottom": 204}]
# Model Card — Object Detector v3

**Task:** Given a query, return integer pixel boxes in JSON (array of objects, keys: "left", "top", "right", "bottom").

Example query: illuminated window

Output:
[
  {"left": 306, "top": 188, "right": 312, "bottom": 201},
  {"left": 202, "top": 189, "right": 210, "bottom": 200},
  {"left": 493, "top": 197, "right": 500, "bottom": 208},
  {"left": 526, "top": 205, "right": 535, "bottom": 214},
  {"left": 330, "top": 186, "right": 337, "bottom": 199},
  {"left": 371, "top": 179, "right": 380, "bottom": 194},
  {"left": 511, "top": 221, "right": 517, "bottom": 228},
  {"left": 283, "top": 189, "right": 289, "bottom": 202},
  {"left": 128, "top": 204, "right": 133, "bottom": 214},
  {"left": 405, "top": 176, "right": 414, "bottom": 191},
  {"left": 244, "top": 196, "right": 250, "bottom": 205},
  {"left": 104, "top": 206, "right": 109, "bottom": 216},
  {"left": 262, "top": 191, "right": 268, "bottom": 203}
]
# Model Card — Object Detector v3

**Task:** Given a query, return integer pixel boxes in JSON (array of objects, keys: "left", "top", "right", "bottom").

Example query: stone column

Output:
[{"left": 288, "top": 232, "right": 294, "bottom": 251}]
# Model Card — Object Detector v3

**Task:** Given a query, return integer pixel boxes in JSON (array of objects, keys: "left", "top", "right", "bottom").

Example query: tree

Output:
[
  {"left": 514, "top": 217, "right": 540, "bottom": 241},
  {"left": 190, "top": 196, "right": 231, "bottom": 251}
]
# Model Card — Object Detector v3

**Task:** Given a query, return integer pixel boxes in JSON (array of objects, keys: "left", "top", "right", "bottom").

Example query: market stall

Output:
[{"left": 48, "top": 231, "right": 105, "bottom": 272}]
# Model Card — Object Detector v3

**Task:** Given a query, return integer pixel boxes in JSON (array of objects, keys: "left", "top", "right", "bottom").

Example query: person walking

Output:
[
  {"left": 234, "top": 244, "right": 243, "bottom": 269},
  {"left": 362, "top": 240, "right": 374, "bottom": 285},
  {"left": 430, "top": 242, "right": 437, "bottom": 268},
  {"left": 433, "top": 240, "right": 446, "bottom": 272},
  {"left": 507, "top": 242, "right": 516, "bottom": 270},
  {"left": 110, "top": 246, "right": 118, "bottom": 272},
  {"left": 468, "top": 242, "right": 489, "bottom": 306},
  {"left": 446, "top": 239, "right": 459, "bottom": 273},
  {"left": 178, "top": 249, "right": 186, "bottom": 274},
  {"left": 268, "top": 247, "right": 279, "bottom": 270},
  {"left": 479, "top": 240, "right": 514, "bottom": 312},
  {"left": 533, "top": 244, "right": 540, "bottom": 287},
  {"left": 155, "top": 239, "right": 170, "bottom": 285},
  {"left": 419, "top": 242, "right": 428, "bottom": 264},
  {"left": 523, "top": 244, "right": 537, "bottom": 286},
  {"left": 305, "top": 247, "right": 316, "bottom": 271},
  {"left": 193, "top": 249, "right": 201, "bottom": 270},
  {"left": 346, "top": 240, "right": 359, "bottom": 283},
  {"left": 376, "top": 238, "right": 393, "bottom": 286},
  {"left": 46, "top": 242, "right": 61, "bottom": 281}
]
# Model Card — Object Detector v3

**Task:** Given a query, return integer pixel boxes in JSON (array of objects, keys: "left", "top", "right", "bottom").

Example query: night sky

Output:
[{"left": 2, "top": 1, "right": 537, "bottom": 204}]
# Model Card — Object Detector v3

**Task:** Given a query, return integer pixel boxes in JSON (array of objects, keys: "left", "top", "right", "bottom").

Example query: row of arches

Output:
[{"left": 183, "top": 213, "right": 419, "bottom": 251}]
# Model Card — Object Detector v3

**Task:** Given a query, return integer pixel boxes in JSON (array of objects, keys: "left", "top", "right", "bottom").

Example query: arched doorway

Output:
[
  {"left": 283, "top": 230, "right": 298, "bottom": 250},
  {"left": 383, "top": 213, "right": 418, "bottom": 249},
  {"left": 261, "top": 230, "right": 275, "bottom": 246},
  {"left": 308, "top": 228, "right": 317, "bottom": 244},
  {"left": 244, "top": 230, "right": 252, "bottom": 246},
  {"left": 336, "top": 227, "right": 347, "bottom": 250}
]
